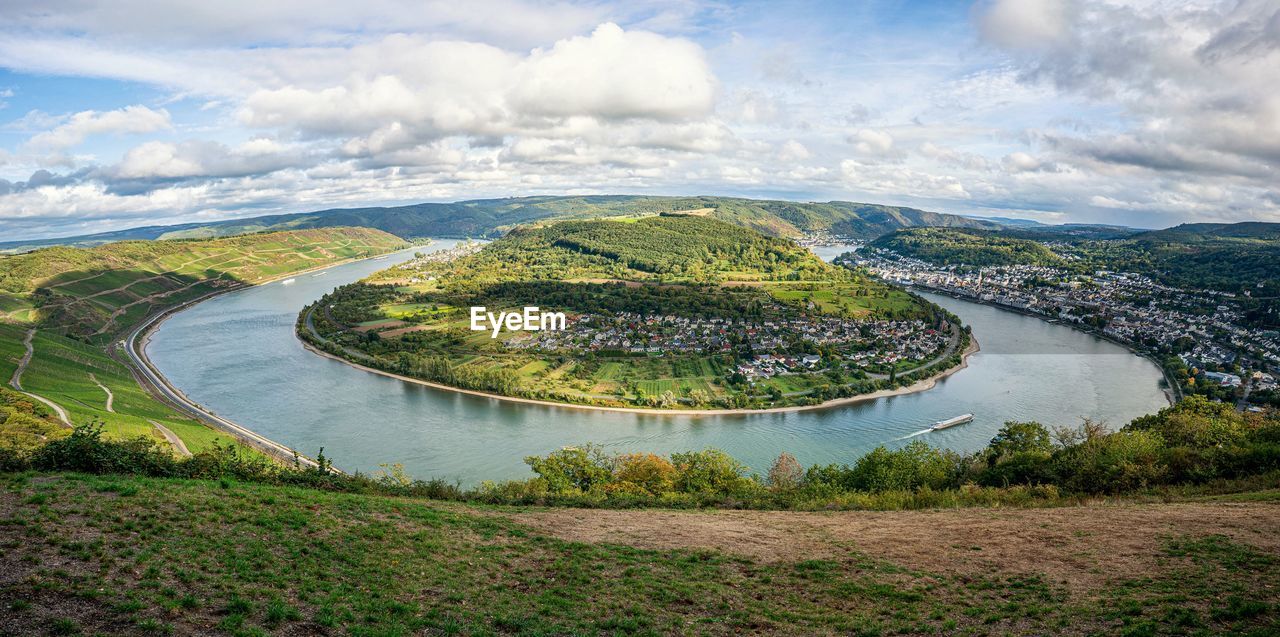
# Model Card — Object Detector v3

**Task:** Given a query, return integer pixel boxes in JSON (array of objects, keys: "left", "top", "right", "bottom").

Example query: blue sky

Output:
[{"left": 0, "top": 0, "right": 1277, "bottom": 239}]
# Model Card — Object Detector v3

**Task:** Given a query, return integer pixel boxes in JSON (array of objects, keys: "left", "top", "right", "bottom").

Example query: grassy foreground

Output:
[{"left": 1, "top": 472, "right": 1277, "bottom": 637}]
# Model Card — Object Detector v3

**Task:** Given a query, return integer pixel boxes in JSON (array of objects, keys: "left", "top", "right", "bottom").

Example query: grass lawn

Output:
[{"left": 1, "top": 473, "right": 1276, "bottom": 636}]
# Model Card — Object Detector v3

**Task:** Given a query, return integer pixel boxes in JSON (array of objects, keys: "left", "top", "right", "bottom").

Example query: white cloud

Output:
[
  {"left": 510, "top": 23, "right": 715, "bottom": 121},
  {"left": 25, "top": 105, "right": 171, "bottom": 151},
  {"left": 777, "top": 139, "right": 810, "bottom": 161},
  {"left": 112, "top": 139, "right": 307, "bottom": 179},
  {"left": 976, "top": 0, "right": 1070, "bottom": 51},
  {"left": 850, "top": 129, "right": 894, "bottom": 155},
  {"left": 1002, "top": 152, "right": 1041, "bottom": 172}
]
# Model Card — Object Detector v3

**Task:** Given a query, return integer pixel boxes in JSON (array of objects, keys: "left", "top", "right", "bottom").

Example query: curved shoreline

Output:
[
  {"left": 121, "top": 246, "right": 417, "bottom": 468},
  {"left": 910, "top": 286, "right": 1178, "bottom": 406},
  {"left": 299, "top": 321, "right": 981, "bottom": 416}
]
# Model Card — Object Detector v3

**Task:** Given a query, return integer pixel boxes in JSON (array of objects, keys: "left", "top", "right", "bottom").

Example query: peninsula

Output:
[{"left": 299, "top": 214, "right": 972, "bottom": 411}]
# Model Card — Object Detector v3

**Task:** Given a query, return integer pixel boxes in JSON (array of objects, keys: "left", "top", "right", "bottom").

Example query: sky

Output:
[{"left": 0, "top": 0, "right": 1277, "bottom": 240}]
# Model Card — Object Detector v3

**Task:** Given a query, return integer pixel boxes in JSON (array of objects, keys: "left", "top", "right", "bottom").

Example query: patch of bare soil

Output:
[{"left": 511, "top": 500, "right": 1280, "bottom": 593}]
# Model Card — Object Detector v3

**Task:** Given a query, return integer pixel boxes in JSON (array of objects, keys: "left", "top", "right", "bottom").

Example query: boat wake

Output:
[{"left": 894, "top": 428, "right": 935, "bottom": 441}]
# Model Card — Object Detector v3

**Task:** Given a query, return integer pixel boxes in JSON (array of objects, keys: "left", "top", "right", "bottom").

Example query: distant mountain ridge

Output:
[
  {"left": 1130, "top": 222, "right": 1280, "bottom": 242},
  {"left": 0, "top": 196, "right": 1000, "bottom": 252}
]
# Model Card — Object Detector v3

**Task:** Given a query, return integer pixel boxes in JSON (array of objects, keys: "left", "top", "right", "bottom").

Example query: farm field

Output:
[{"left": 0, "top": 228, "right": 408, "bottom": 455}]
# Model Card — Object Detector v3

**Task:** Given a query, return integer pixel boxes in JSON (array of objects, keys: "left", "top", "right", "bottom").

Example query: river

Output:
[{"left": 147, "top": 239, "right": 1170, "bottom": 483}]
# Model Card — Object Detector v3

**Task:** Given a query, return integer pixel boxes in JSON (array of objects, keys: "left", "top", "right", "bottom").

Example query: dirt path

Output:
[
  {"left": 92, "top": 278, "right": 225, "bottom": 336},
  {"left": 88, "top": 373, "right": 114, "bottom": 412},
  {"left": 8, "top": 329, "right": 71, "bottom": 426},
  {"left": 7, "top": 328, "right": 33, "bottom": 390},
  {"left": 512, "top": 499, "right": 1280, "bottom": 593},
  {"left": 81, "top": 274, "right": 170, "bottom": 300},
  {"left": 149, "top": 420, "right": 192, "bottom": 457}
]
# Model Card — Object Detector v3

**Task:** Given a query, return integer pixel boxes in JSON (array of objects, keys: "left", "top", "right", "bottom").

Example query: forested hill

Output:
[
  {"left": 431, "top": 214, "right": 845, "bottom": 287},
  {"left": 1131, "top": 222, "right": 1280, "bottom": 242},
  {"left": 0, "top": 195, "right": 1000, "bottom": 252},
  {"left": 868, "top": 228, "right": 1063, "bottom": 267},
  {"left": 869, "top": 222, "right": 1280, "bottom": 299},
  {"left": 1083, "top": 222, "right": 1280, "bottom": 294}
]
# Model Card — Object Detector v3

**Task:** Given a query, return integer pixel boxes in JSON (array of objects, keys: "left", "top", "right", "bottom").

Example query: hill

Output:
[
  {"left": 0, "top": 227, "right": 407, "bottom": 340},
  {"left": 1133, "top": 222, "right": 1280, "bottom": 242},
  {"left": 302, "top": 216, "right": 968, "bottom": 410},
  {"left": 0, "top": 195, "right": 1001, "bottom": 252},
  {"left": 869, "top": 228, "right": 1063, "bottom": 267},
  {"left": 0, "top": 227, "right": 407, "bottom": 459},
  {"left": 1066, "top": 223, "right": 1280, "bottom": 294},
  {"left": 1, "top": 469, "right": 1277, "bottom": 636}
]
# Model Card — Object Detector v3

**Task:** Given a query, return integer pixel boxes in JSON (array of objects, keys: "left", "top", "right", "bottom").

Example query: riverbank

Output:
[
  {"left": 911, "top": 285, "right": 1179, "bottom": 406},
  {"left": 299, "top": 310, "right": 981, "bottom": 416},
  {"left": 120, "top": 246, "right": 419, "bottom": 468}
]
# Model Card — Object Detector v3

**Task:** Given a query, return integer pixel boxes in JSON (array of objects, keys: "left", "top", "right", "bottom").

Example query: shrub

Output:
[
  {"left": 524, "top": 445, "right": 613, "bottom": 494},
  {"left": 976, "top": 450, "right": 1054, "bottom": 487},
  {"left": 30, "top": 423, "right": 179, "bottom": 477},
  {"left": 767, "top": 452, "right": 804, "bottom": 491},
  {"left": 1127, "top": 395, "right": 1246, "bottom": 447},
  {"left": 612, "top": 453, "right": 676, "bottom": 496},
  {"left": 670, "top": 449, "right": 757, "bottom": 495},
  {"left": 1053, "top": 428, "right": 1167, "bottom": 493},
  {"left": 846, "top": 441, "right": 958, "bottom": 492},
  {"left": 986, "top": 421, "right": 1053, "bottom": 458}
]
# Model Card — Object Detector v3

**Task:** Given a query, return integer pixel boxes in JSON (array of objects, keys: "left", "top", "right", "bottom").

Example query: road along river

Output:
[{"left": 146, "top": 240, "right": 1171, "bottom": 484}]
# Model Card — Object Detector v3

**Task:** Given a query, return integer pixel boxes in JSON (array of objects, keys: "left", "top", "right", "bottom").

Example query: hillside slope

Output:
[
  {"left": 1, "top": 472, "right": 1276, "bottom": 636},
  {"left": 0, "top": 195, "right": 1000, "bottom": 252},
  {"left": 0, "top": 227, "right": 407, "bottom": 339},
  {"left": 869, "top": 227, "right": 1063, "bottom": 267},
  {"left": 0, "top": 227, "right": 407, "bottom": 456}
]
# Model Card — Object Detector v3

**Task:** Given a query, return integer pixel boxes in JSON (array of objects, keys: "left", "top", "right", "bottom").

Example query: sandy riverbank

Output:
[{"left": 299, "top": 323, "right": 981, "bottom": 417}]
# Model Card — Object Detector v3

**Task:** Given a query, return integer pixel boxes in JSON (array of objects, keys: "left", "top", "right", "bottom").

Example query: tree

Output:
[
  {"left": 671, "top": 449, "right": 756, "bottom": 495},
  {"left": 986, "top": 421, "right": 1052, "bottom": 460},
  {"left": 524, "top": 445, "right": 612, "bottom": 494},
  {"left": 767, "top": 452, "right": 804, "bottom": 491},
  {"left": 612, "top": 453, "right": 676, "bottom": 496}
]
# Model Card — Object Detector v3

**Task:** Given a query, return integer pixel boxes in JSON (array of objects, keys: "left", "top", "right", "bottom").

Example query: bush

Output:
[
  {"left": 1127, "top": 396, "right": 1246, "bottom": 447},
  {"left": 986, "top": 421, "right": 1053, "bottom": 458},
  {"left": 524, "top": 445, "right": 613, "bottom": 494},
  {"left": 30, "top": 424, "right": 180, "bottom": 477},
  {"left": 843, "top": 441, "right": 958, "bottom": 492},
  {"left": 612, "top": 453, "right": 676, "bottom": 496},
  {"left": 1052, "top": 428, "right": 1167, "bottom": 494},
  {"left": 767, "top": 452, "right": 804, "bottom": 491},
  {"left": 670, "top": 449, "right": 757, "bottom": 496},
  {"left": 976, "top": 450, "right": 1054, "bottom": 487}
]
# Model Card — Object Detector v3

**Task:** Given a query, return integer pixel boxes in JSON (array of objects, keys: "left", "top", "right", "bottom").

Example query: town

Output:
[
  {"left": 503, "top": 311, "right": 953, "bottom": 381},
  {"left": 846, "top": 247, "right": 1280, "bottom": 408}
]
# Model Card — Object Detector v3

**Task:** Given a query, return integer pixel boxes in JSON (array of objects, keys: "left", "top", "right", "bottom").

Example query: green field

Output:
[
  {"left": 766, "top": 282, "right": 922, "bottom": 318},
  {"left": 2, "top": 472, "right": 1276, "bottom": 636},
  {"left": 0, "top": 228, "right": 409, "bottom": 455}
]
